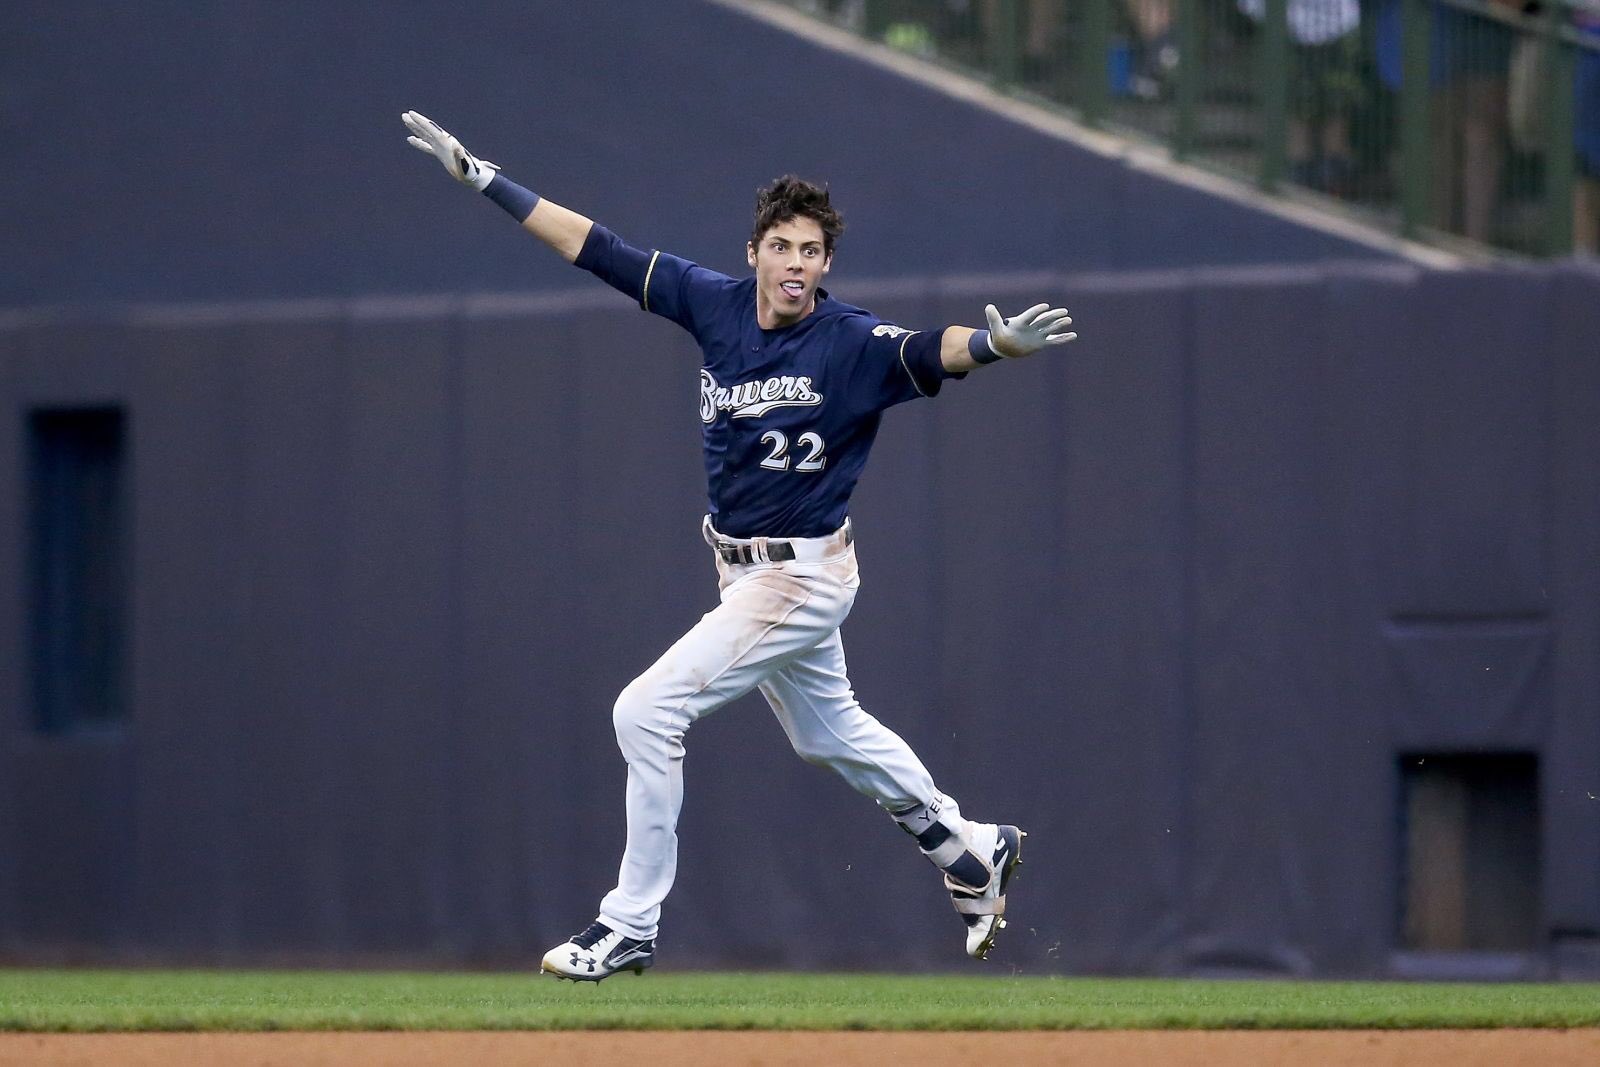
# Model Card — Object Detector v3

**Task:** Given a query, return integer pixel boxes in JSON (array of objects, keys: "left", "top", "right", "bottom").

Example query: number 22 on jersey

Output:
[{"left": 759, "top": 430, "right": 827, "bottom": 472}]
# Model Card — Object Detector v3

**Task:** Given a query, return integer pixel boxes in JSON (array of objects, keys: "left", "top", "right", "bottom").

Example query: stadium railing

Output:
[{"left": 783, "top": 0, "right": 1600, "bottom": 256}]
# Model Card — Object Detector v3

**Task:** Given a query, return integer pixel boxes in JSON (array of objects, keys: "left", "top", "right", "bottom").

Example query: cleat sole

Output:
[
  {"left": 974, "top": 918, "right": 1009, "bottom": 960},
  {"left": 540, "top": 952, "right": 653, "bottom": 984},
  {"left": 972, "top": 829, "right": 1027, "bottom": 960}
]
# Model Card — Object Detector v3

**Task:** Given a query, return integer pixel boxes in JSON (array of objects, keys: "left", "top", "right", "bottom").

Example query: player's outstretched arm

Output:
[
  {"left": 402, "top": 110, "right": 593, "bottom": 263},
  {"left": 939, "top": 303, "right": 1078, "bottom": 374}
]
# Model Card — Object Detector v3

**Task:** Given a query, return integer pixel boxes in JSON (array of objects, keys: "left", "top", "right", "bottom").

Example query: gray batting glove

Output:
[
  {"left": 402, "top": 110, "right": 500, "bottom": 191},
  {"left": 983, "top": 302, "right": 1077, "bottom": 358}
]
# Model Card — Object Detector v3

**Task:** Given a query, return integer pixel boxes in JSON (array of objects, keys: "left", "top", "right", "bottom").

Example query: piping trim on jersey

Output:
[
  {"left": 897, "top": 331, "right": 929, "bottom": 398},
  {"left": 641, "top": 250, "right": 662, "bottom": 312}
]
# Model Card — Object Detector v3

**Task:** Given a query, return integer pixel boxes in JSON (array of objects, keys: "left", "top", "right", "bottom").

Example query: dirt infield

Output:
[{"left": 3, "top": 1030, "right": 1600, "bottom": 1066}]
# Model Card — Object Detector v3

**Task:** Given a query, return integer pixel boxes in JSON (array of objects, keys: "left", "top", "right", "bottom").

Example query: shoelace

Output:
[{"left": 570, "top": 921, "right": 613, "bottom": 950}]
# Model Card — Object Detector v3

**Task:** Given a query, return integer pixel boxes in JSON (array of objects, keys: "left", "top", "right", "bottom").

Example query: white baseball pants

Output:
[{"left": 596, "top": 522, "right": 960, "bottom": 941}]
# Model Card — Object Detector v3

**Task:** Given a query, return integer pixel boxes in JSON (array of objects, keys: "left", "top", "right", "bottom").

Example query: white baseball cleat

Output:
[
  {"left": 945, "top": 823, "right": 1026, "bottom": 959},
  {"left": 540, "top": 921, "right": 655, "bottom": 982}
]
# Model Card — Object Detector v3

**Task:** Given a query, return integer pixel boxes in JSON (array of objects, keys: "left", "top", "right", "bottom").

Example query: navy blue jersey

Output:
[{"left": 576, "top": 226, "right": 963, "bottom": 538}]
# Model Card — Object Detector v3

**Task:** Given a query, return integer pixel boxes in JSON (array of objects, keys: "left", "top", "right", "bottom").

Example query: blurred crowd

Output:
[{"left": 795, "top": 0, "right": 1600, "bottom": 254}]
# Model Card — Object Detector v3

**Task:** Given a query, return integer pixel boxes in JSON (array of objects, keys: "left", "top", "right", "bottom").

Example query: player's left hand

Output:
[
  {"left": 984, "top": 303, "right": 1077, "bottom": 359},
  {"left": 402, "top": 110, "right": 500, "bottom": 191}
]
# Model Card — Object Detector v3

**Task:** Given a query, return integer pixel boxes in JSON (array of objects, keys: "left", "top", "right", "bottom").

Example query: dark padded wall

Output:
[
  {"left": 0, "top": 1, "right": 1393, "bottom": 311},
  {"left": 3, "top": 262, "right": 1597, "bottom": 976},
  {"left": 1, "top": 0, "right": 1590, "bottom": 980},
  {"left": 1548, "top": 270, "right": 1600, "bottom": 960}
]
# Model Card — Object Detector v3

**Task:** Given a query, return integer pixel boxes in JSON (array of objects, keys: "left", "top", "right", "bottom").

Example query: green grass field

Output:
[{"left": 2, "top": 970, "right": 1599, "bottom": 1032}]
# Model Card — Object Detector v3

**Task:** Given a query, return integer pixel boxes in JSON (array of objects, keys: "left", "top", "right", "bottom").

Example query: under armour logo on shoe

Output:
[{"left": 570, "top": 951, "right": 595, "bottom": 972}]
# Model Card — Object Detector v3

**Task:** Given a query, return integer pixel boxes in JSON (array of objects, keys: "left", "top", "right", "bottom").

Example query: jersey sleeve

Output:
[
  {"left": 574, "top": 225, "right": 735, "bottom": 338},
  {"left": 838, "top": 315, "right": 965, "bottom": 413}
]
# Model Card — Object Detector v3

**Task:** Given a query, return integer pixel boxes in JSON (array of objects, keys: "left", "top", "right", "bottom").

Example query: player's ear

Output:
[
  {"left": 822, "top": 252, "right": 832, "bottom": 275},
  {"left": 746, "top": 241, "right": 758, "bottom": 269}
]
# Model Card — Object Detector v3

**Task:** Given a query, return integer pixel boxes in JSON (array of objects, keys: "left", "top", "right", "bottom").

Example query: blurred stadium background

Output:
[{"left": 0, "top": 0, "right": 1597, "bottom": 982}]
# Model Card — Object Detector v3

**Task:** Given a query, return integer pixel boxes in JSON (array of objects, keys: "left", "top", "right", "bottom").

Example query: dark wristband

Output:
[
  {"left": 967, "top": 329, "right": 1003, "bottom": 365},
  {"left": 483, "top": 174, "right": 541, "bottom": 223}
]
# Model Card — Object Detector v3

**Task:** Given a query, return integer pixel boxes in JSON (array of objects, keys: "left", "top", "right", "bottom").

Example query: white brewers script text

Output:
[{"left": 700, "top": 369, "right": 823, "bottom": 423}]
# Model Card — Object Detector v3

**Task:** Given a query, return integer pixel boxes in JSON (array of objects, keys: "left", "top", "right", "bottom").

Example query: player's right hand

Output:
[
  {"left": 402, "top": 111, "right": 500, "bottom": 191},
  {"left": 984, "top": 303, "right": 1077, "bottom": 359}
]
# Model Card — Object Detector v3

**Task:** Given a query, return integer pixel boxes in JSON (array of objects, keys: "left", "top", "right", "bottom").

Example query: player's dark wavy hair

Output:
[{"left": 750, "top": 175, "right": 845, "bottom": 255}]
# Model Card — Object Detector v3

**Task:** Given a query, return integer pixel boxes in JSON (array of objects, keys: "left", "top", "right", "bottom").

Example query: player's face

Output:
[{"left": 747, "top": 216, "right": 832, "bottom": 329}]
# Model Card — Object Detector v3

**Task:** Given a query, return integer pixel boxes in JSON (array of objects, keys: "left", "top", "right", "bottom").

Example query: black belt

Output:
[
  {"left": 712, "top": 522, "right": 854, "bottom": 566},
  {"left": 717, "top": 541, "right": 795, "bottom": 565}
]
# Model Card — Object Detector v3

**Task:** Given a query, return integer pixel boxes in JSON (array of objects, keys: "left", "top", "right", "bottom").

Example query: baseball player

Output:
[{"left": 403, "top": 111, "right": 1077, "bottom": 982}]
